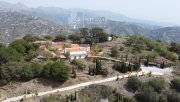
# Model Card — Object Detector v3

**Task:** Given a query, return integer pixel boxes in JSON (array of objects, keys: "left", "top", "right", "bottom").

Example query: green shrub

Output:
[
  {"left": 135, "top": 85, "right": 159, "bottom": 102},
  {"left": 72, "top": 59, "right": 86, "bottom": 70},
  {"left": 148, "top": 77, "right": 166, "bottom": 93},
  {"left": 167, "top": 91, "right": 180, "bottom": 102},
  {"left": 171, "top": 78, "right": 180, "bottom": 92},
  {"left": 50, "top": 61, "right": 71, "bottom": 82},
  {"left": 101, "top": 68, "right": 108, "bottom": 77},
  {"left": 127, "top": 76, "right": 142, "bottom": 91},
  {"left": 113, "top": 62, "right": 128, "bottom": 73}
]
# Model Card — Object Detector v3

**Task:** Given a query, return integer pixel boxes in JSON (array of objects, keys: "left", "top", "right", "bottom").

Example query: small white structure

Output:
[
  {"left": 65, "top": 47, "right": 88, "bottom": 60},
  {"left": 69, "top": 51, "right": 87, "bottom": 60},
  {"left": 107, "top": 36, "right": 113, "bottom": 41}
]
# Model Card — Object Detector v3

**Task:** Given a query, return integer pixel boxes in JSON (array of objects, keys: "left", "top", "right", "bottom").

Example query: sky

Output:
[{"left": 0, "top": 0, "right": 180, "bottom": 25}]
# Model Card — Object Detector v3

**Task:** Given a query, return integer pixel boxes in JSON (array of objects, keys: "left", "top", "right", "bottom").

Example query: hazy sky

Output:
[{"left": 0, "top": 0, "right": 180, "bottom": 25}]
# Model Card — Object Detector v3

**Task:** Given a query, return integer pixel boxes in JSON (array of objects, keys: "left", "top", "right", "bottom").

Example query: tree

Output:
[
  {"left": 135, "top": 85, "right": 159, "bottom": 102},
  {"left": 0, "top": 47, "right": 23, "bottom": 65},
  {"left": 171, "top": 78, "right": 180, "bottom": 92},
  {"left": 113, "top": 62, "right": 128, "bottom": 73},
  {"left": 101, "top": 68, "right": 108, "bottom": 77},
  {"left": 169, "top": 42, "right": 180, "bottom": 54},
  {"left": 44, "top": 35, "right": 53, "bottom": 40},
  {"left": 9, "top": 39, "right": 38, "bottom": 56},
  {"left": 148, "top": 77, "right": 166, "bottom": 93},
  {"left": 54, "top": 34, "right": 67, "bottom": 42},
  {"left": 79, "top": 28, "right": 89, "bottom": 37},
  {"left": 133, "top": 61, "right": 141, "bottom": 71},
  {"left": 124, "top": 98, "right": 137, "bottom": 102},
  {"left": 68, "top": 34, "right": 81, "bottom": 43},
  {"left": 23, "top": 34, "right": 37, "bottom": 42},
  {"left": 111, "top": 46, "right": 119, "bottom": 57},
  {"left": 72, "top": 59, "right": 86, "bottom": 70},
  {"left": 30, "top": 63, "right": 43, "bottom": 77},
  {"left": 21, "top": 64, "right": 34, "bottom": 80},
  {"left": 91, "top": 27, "right": 108, "bottom": 42},
  {"left": 95, "top": 59, "right": 102, "bottom": 74},
  {"left": 158, "top": 95, "right": 167, "bottom": 102},
  {"left": 41, "top": 63, "right": 52, "bottom": 78},
  {"left": 50, "top": 61, "right": 71, "bottom": 82},
  {"left": 0, "top": 62, "right": 24, "bottom": 85},
  {"left": 167, "top": 91, "right": 180, "bottom": 102},
  {"left": 127, "top": 76, "right": 142, "bottom": 91}
]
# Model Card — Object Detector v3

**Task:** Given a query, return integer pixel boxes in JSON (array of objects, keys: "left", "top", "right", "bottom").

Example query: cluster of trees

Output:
[
  {"left": 0, "top": 61, "right": 71, "bottom": 85},
  {"left": 126, "top": 36, "right": 178, "bottom": 61},
  {"left": 113, "top": 61, "right": 140, "bottom": 73},
  {"left": 169, "top": 42, "right": 180, "bottom": 54},
  {"left": 46, "top": 27, "right": 109, "bottom": 45},
  {"left": 79, "top": 28, "right": 109, "bottom": 45},
  {"left": 88, "top": 59, "right": 108, "bottom": 77},
  {"left": 0, "top": 39, "right": 39, "bottom": 65},
  {"left": 126, "top": 76, "right": 180, "bottom": 102},
  {"left": 171, "top": 78, "right": 180, "bottom": 92}
]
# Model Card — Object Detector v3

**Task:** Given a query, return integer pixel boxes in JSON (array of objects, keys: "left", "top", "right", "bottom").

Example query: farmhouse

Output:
[
  {"left": 36, "top": 41, "right": 91, "bottom": 60},
  {"left": 64, "top": 44, "right": 90, "bottom": 60}
]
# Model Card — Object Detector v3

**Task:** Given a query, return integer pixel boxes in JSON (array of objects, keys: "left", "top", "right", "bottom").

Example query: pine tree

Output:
[
  {"left": 95, "top": 59, "right": 102, "bottom": 74},
  {"left": 66, "top": 95, "right": 69, "bottom": 102},
  {"left": 74, "top": 91, "right": 77, "bottom": 101},
  {"left": 73, "top": 70, "right": 76, "bottom": 78},
  {"left": 88, "top": 66, "right": 91, "bottom": 75},
  {"left": 126, "top": 54, "right": 128, "bottom": 61},
  {"left": 145, "top": 56, "right": 149, "bottom": 66}
]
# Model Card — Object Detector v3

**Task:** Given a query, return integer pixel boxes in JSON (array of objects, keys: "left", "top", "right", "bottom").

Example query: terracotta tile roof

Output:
[{"left": 65, "top": 48, "right": 85, "bottom": 52}]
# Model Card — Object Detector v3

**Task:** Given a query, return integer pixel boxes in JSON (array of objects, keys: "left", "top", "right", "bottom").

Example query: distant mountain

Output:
[
  {"left": 0, "top": 1, "right": 29, "bottom": 12},
  {"left": 82, "top": 19, "right": 150, "bottom": 36},
  {"left": 150, "top": 27, "right": 180, "bottom": 43},
  {"left": 30, "top": 7, "right": 166, "bottom": 28},
  {"left": 0, "top": 12, "right": 64, "bottom": 43},
  {"left": 0, "top": 1, "right": 179, "bottom": 44}
]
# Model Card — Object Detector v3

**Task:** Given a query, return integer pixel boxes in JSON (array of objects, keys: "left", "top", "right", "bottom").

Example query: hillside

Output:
[
  {"left": 150, "top": 27, "right": 180, "bottom": 43},
  {"left": 0, "top": 1, "right": 180, "bottom": 44},
  {"left": 0, "top": 12, "right": 64, "bottom": 43},
  {"left": 84, "top": 20, "right": 151, "bottom": 36}
]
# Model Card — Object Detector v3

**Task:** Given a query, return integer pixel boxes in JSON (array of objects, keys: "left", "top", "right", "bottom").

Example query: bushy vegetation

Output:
[
  {"left": 147, "top": 77, "right": 166, "bottom": 93},
  {"left": 171, "top": 78, "right": 180, "bottom": 92},
  {"left": 0, "top": 61, "right": 71, "bottom": 85},
  {"left": 135, "top": 85, "right": 159, "bottom": 102},
  {"left": 127, "top": 76, "right": 142, "bottom": 91},
  {"left": 42, "top": 61, "right": 71, "bottom": 82},
  {"left": 41, "top": 95, "right": 66, "bottom": 102},
  {"left": 69, "top": 27, "right": 109, "bottom": 45},
  {"left": 125, "top": 76, "right": 175, "bottom": 102},
  {"left": 167, "top": 91, "right": 180, "bottom": 102},
  {"left": 126, "top": 36, "right": 178, "bottom": 61},
  {"left": 111, "top": 46, "right": 119, "bottom": 57},
  {"left": 54, "top": 34, "right": 67, "bottom": 42},
  {"left": 0, "top": 46, "right": 23, "bottom": 65},
  {"left": 113, "top": 61, "right": 140, "bottom": 73},
  {"left": 72, "top": 59, "right": 87, "bottom": 70}
]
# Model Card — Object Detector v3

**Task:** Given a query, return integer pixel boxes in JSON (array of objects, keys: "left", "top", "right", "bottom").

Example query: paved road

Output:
[{"left": 2, "top": 68, "right": 162, "bottom": 102}]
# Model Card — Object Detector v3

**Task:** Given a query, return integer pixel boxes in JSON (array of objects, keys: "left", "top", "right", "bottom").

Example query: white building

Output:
[
  {"left": 69, "top": 51, "right": 87, "bottom": 60},
  {"left": 65, "top": 48, "right": 88, "bottom": 60}
]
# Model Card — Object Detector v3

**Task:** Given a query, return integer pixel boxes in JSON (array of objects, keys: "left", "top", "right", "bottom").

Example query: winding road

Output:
[{"left": 2, "top": 68, "right": 163, "bottom": 102}]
